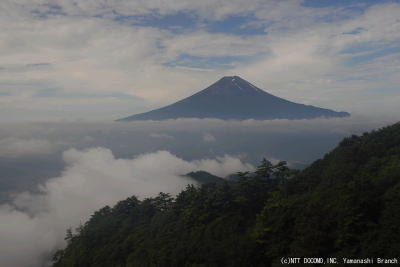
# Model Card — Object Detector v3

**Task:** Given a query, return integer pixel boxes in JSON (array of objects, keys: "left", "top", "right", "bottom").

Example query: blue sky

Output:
[
  {"left": 118, "top": 12, "right": 267, "bottom": 35},
  {"left": 0, "top": 0, "right": 399, "bottom": 121}
]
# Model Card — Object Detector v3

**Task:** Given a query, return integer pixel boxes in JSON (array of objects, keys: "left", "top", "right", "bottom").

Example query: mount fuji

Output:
[{"left": 118, "top": 76, "right": 349, "bottom": 121}]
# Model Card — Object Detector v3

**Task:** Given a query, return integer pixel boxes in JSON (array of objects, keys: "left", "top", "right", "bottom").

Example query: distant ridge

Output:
[{"left": 117, "top": 76, "right": 350, "bottom": 121}]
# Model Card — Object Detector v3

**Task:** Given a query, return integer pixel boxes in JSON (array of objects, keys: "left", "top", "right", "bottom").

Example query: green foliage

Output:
[
  {"left": 52, "top": 174, "right": 279, "bottom": 267},
  {"left": 254, "top": 122, "right": 400, "bottom": 264},
  {"left": 53, "top": 122, "right": 400, "bottom": 267}
]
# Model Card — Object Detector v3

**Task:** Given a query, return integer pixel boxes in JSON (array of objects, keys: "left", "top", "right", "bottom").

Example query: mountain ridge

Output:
[
  {"left": 52, "top": 122, "right": 400, "bottom": 267},
  {"left": 118, "top": 76, "right": 349, "bottom": 121}
]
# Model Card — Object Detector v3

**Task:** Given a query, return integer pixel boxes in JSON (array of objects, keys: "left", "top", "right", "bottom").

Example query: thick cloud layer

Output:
[
  {"left": 0, "top": 116, "right": 396, "bottom": 163},
  {"left": 0, "top": 117, "right": 397, "bottom": 200},
  {"left": 0, "top": 148, "right": 252, "bottom": 267},
  {"left": 0, "top": 117, "right": 398, "bottom": 266}
]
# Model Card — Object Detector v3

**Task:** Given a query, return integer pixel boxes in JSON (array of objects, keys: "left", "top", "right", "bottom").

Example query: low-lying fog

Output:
[{"left": 0, "top": 116, "right": 398, "bottom": 266}]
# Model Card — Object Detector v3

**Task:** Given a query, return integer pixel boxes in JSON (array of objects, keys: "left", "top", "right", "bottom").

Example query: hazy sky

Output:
[{"left": 1, "top": 0, "right": 400, "bottom": 121}]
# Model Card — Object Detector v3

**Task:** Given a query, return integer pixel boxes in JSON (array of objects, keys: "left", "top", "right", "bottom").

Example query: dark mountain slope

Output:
[
  {"left": 256, "top": 122, "right": 400, "bottom": 264},
  {"left": 52, "top": 122, "right": 400, "bottom": 267},
  {"left": 118, "top": 76, "right": 349, "bottom": 121}
]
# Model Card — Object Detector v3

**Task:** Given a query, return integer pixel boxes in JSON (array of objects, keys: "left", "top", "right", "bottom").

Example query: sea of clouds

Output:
[
  {"left": 0, "top": 116, "right": 398, "bottom": 266},
  {"left": 0, "top": 148, "right": 253, "bottom": 266}
]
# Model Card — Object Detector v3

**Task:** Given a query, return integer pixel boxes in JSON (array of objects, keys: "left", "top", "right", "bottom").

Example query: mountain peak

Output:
[
  {"left": 118, "top": 76, "right": 350, "bottom": 121},
  {"left": 217, "top": 75, "right": 246, "bottom": 84},
  {"left": 220, "top": 75, "right": 241, "bottom": 80},
  {"left": 204, "top": 75, "right": 265, "bottom": 95}
]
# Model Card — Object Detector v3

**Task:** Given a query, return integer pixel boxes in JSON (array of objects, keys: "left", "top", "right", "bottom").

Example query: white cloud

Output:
[
  {"left": 163, "top": 31, "right": 268, "bottom": 58},
  {"left": 0, "top": 1, "right": 399, "bottom": 120},
  {"left": 0, "top": 116, "right": 398, "bottom": 265},
  {"left": 194, "top": 155, "right": 253, "bottom": 177},
  {"left": 232, "top": 3, "right": 400, "bottom": 116},
  {"left": 0, "top": 147, "right": 252, "bottom": 266}
]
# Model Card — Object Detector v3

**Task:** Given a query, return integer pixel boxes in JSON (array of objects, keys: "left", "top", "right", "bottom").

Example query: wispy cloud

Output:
[{"left": 0, "top": 1, "right": 399, "bottom": 120}]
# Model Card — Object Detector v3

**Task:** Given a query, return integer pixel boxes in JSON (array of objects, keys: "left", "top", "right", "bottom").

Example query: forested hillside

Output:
[{"left": 53, "top": 122, "right": 400, "bottom": 267}]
